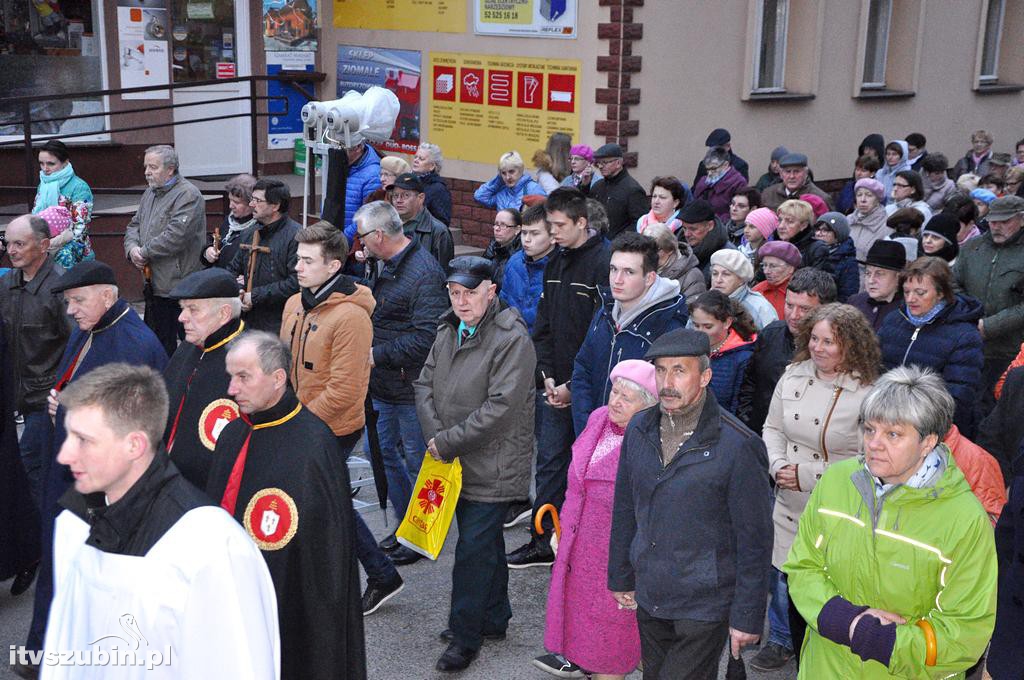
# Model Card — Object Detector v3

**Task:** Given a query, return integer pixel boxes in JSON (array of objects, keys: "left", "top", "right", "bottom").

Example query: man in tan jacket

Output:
[{"left": 280, "top": 220, "right": 405, "bottom": 617}]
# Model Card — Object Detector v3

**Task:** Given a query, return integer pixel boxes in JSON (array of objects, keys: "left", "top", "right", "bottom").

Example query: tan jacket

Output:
[
  {"left": 763, "top": 359, "right": 871, "bottom": 567},
  {"left": 281, "top": 278, "right": 375, "bottom": 437}
]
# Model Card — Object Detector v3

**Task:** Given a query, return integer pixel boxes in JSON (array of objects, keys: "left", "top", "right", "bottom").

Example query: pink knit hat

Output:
[
  {"left": 570, "top": 144, "right": 594, "bottom": 162},
  {"left": 855, "top": 177, "right": 885, "bottom": 203},
  {"left": 37, "top": 205, "right": 72, "bottom": 237},
  {"left": 609, "top": 359, "right": 658, "bottom": 401},
  {"left": 744, "top": 207, "right": 779, "bottom": 240},
  {"left": 800, "top": 193, "right": 828, "bottom": 219}
]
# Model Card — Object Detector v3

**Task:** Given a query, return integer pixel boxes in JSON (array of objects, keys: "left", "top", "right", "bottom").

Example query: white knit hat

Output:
[{"left": 710, "top": 249, "right": 754, "bottom": 283}]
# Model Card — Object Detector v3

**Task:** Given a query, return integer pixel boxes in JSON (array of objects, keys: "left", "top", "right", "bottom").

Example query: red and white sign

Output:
[
  {"left": 216, "top": 62, "right": 236, "bottom": 79},
  {"left": 517, "top": 72, "right": 543, "bottom": 109},
  {"left": 433, "top": 65, "right": 456, "bottom": 102},
  {"left": 547, "top": 74, "right": 576, "bottom": 113},
  {"left": 460, "top": 67, "right": 484, "bottom": 104},
  {"left": 487, "top": 70, "right": 513, "bottom": 107}
]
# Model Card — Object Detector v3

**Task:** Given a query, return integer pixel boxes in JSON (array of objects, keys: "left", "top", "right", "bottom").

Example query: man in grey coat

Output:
[
  {"left": 124, "top": 144, "right": 207, "bottom": 355},
  {"left": 415, "top": 256, "right": 536, "bottom": 673},
  {"left": 608, "top": 328, "right": 772, "bottom": 680}
]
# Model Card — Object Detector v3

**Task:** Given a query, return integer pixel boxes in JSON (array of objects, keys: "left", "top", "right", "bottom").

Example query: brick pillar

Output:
[{"left": 595, "top": 0, "right": 644, "bottom": 166}]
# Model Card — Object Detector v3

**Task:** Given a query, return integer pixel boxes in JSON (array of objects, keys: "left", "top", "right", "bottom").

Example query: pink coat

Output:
[{"left": 543, "top": 406, "right": 640, "bottom": 674}]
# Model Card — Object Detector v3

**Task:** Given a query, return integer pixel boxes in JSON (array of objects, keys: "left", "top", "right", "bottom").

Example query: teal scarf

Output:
[
  {"left": 905, "top": 300, "right": 947, "bottom": 327},
  {"left": 34, "top": 163, "right": 76, "bottom": 213}
]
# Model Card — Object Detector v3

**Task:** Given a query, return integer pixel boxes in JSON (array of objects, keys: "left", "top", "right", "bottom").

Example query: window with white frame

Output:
[
  {"left": 753, "top": 0, "right": 789, "bottom": 92},
  {"left": 980, "top": 0, "right": 1006, "bottom": 82},
  {"left": 862, "top": 0, "right": 893, "bottom": 87}
]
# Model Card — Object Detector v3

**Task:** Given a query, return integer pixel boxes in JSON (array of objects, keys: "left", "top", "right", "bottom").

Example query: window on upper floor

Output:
[
  {"left": 979, "top": 0, "right": 1006, "bottom": 82},
  {"left": 861, "top": 0, "right": 892, "bottom": 88},
  {"left": 753, "top": 0, "right": 789, "bottom": 92}
]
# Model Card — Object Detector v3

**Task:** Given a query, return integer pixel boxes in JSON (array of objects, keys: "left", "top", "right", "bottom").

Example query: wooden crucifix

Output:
[{"left": 238, "top": 229, "right": 271, "bottom": 295}]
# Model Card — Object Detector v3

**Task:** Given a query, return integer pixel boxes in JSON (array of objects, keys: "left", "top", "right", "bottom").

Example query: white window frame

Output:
[
  {"left": 861, "top": 0, "right": 893, "bottom": 88},
  {"left": 752, "top": 0, "right": 789, "bottom": 93},
  {"left": 979, "top": 0, "right": 1006, "bottom": 82}
]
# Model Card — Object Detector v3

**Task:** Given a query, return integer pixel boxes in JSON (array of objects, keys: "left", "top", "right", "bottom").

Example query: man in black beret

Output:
[
  {"left": 390, "top": 172, "right": 454, "bottom": 273},
  {"left": 161, "top": 268, "right": 246, "bottom": 489},
  {"left": 679, "top": 198, "right": 736, "bottom": 284},
  {"left": 608, "top": 327, "right": 772, "bottom": 680},
  {"left": 584, "top": 143, "right": 649, "bottom": 239},
  {"left": 694, "top": 127, "right": 750, "bottom": 185}
]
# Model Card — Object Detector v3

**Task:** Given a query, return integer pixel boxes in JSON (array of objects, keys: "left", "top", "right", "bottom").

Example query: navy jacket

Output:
[
  {"left": 977, "top": 367, "right": 1024, "bottom": 480},
  {"left": 499, "top": 250, "right": 549, "bottom": 335},
  {"left": 737, "top": 320, "right": 795, "bottom": 433},
  {"left": 848, "top": 291, "right": 903, "bottom": 332},
  {"left": 709, "top": 333, "right": 756, "bottom": 416},
  {"left": 827, "top": 238, "right": 859, "bottom": 302},
  {"left": 878, "top": 295, "right": 985, "bottom": 437},
  {"left": 418, "top": 170, "right": 452, "bottom": 226},
  {"left": 608, "top": 395, "right": 773, "bottom": 631},
  {"left": 789, "top": 226, "right": 833, "bottom": 274},
  {"left": 367, "top": 241, "right": 449, "bottom": 404},
  {"left": 571, "top": 283, "right": 689, "bottom": 434},
  {"left": 989, "top": 472, "right": 1024, "bottom": 678}
]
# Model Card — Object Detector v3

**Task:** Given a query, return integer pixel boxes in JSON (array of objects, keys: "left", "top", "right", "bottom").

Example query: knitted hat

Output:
[
  {"left": 569, "top": 144, "right": 594, "bottom": 162},
  {"left": 744, "top": 207, "right": 779, "bottom": 240},
  {"left": 37, "top": 205, "right": 72, "bottom": 237},
  {"left": 609, "top": 359, "right": 658, "bottom": 402},
  {"left": 815, "top": 212, "right": 851, "bottom": 242},
  {"left": 922, "top": 212, "right": 960, "bottom": 245},
  {"left": 800, "top": 194, "right": 828, "bottom": 219},
  {"left": 757, "top": 240, "right": 801, "bottom": 268},
  {"left": 710, "top": 248, "right": 755, "bottom": 283},
  {"left": 855, "top": 177, "right": 885, "bottom": 203},
  {"left": 970, "top": 188, "right": 997, "bottom": 205}
]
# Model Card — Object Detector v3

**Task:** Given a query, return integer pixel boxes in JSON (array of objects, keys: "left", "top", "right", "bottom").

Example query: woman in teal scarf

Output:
[{"left": 32, "top": 139, "right": 94, "bottom": 268}]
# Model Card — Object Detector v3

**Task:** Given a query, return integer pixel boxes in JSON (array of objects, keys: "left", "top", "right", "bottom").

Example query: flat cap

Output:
[
  {"left": 705, "top": 128, "right": 731, "bottom": 147},
  {"left": 679, "top": 198, "right": 716, "bottom": 224},
  {"left": 770, "top": 146, "right": 790, "bottom": 162},
  {"left": 168, "top": 268, "right": 239, "bottom": 300},
  {"left": 51, "top": 260, "right": 117, "bottom": 293},
  {"left": 645, "top": 328, "right": 711, "bottom": 360},
  {"left": 778, "top": 152, "right": 808, "bottom": 167},
  {"left": 988, "top": 195, "right": 1024, "bottom": 222},
  {"left": 593, "top": 143, "right": 624, "bottom": 159},
  {"left": 393, "top": 172, "right": 424, "bottom": 193},
  {"left": 447, "top": 255, "right": 495, "bottom": 289}
]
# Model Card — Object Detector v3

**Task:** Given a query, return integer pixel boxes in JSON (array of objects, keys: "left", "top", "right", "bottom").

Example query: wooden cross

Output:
[{"left": 238, "top": 229, "right": 271, "bottom": 295}]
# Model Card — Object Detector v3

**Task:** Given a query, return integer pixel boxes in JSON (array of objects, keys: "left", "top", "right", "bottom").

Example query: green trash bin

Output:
[{"left": 293, "top": 139, "right": 322, "bottom": 176}]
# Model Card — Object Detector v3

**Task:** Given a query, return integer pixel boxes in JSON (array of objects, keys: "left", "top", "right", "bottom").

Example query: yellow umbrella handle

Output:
[
  {"left": 916, "top": 619, "right": 937, "bottom": 666},
  {"left": 534, "top": 503, "right": 561, "bottom": 538}
]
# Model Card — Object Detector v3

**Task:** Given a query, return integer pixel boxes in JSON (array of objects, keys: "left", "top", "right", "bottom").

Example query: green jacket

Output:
[
  {"left": 953, "top": 228, "right": 1024, "bottom": 359},
  {"left": 783, "top": 448, "right": 996, "bottom": 679}
]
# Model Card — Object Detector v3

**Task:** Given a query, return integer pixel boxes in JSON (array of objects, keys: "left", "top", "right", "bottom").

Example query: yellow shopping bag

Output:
[{"left": 395, "top": 453, "right": 462, "bottom": 560}]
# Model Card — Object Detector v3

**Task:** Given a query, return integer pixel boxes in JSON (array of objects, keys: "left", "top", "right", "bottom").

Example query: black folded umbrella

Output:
[{"left": 363, "top": 396, "right": 388, "bottom": 511}]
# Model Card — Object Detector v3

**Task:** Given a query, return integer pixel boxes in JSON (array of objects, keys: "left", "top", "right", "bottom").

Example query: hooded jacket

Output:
[
  {"left": 954, "top": 227, "right": 1024, "bottom": 360},
  {"left": 709, "top": 329, "right": 757, "bottom": 416},
  {"left": 658, "top": 243, "right": 707, "bottom": 301},
  {"left": 473, "top": 172, "right": 548, "bottom": 211},
  {"left": 827, "top": 238, "right": 859, "bottom": 302},
  {"left": 784, "top": 450, "right": 997, "bottom": 679},
  {"left": 729, "top": 284, "right": 778, "bottom": 330},
  {"left": 417, "top": 170, "right": 452, "bottom": 226},
  {"left": 571, "top": 278, "right": 688, "bottom": 433},
  {"left": 875, "top": 140, "right": 912, "bottom": 199},
  {"left": 879, "top": 295, "right": 985, "bottom": 438},
  {"left": 858, "top": 134, "right": 886, "bottom": 164},
  {"left": 282, "top": 274, "right": 376, "bottom": 437},
  {"left": 498, "top": 249, "right": 550, "bottom": 334},
  {"left": 923, "top": 174, "right": 957, "bottom": 212},
  {"left": 848, "top": 205, "right": 893, "bottom": 264}
]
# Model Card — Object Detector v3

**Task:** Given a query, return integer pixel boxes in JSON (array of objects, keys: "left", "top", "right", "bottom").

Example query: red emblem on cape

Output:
[
  {"left": 199, "top": 399, "right": 240, "bottom": 450},
  {"left": 243, "top": 488, "right": 298, "bottom": 551},
  {"left": 417, "top": 478, "right": 445, "bottom": 514}
]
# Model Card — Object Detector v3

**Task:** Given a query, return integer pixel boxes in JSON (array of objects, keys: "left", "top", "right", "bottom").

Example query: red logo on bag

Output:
[{"left": 417, "top": 478, "right": 445, "bottom": 513}]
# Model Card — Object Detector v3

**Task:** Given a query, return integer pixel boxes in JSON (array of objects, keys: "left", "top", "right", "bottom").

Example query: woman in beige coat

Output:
[{"left": 760, "top": 303, "right": 881, "bottom": 666}]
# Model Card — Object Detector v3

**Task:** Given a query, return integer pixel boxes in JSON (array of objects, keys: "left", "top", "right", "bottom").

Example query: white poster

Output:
[
  {"left": 117, "top": 1, "right": 171, "bottom": 100},
  {"left": 474, "top": 0, "right": 576, "bottom": 39}
]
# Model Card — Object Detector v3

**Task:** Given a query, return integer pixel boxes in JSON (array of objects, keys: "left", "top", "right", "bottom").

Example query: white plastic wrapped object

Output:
[{"left": 324, "top": 86, "right": 399, "bottom": 147}]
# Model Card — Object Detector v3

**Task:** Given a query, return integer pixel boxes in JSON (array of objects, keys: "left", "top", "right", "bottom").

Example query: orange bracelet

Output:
[{"left": 916, "top": 619, "right": 937, "bottom": 666}]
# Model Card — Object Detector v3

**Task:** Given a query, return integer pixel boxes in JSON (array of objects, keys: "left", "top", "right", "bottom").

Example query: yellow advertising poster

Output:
[
  {"left": 333, "top": 0, "right": 466, "bottom": 32},
  {"left": 428, "top": 51, "right": 580, "bottom": 165}
]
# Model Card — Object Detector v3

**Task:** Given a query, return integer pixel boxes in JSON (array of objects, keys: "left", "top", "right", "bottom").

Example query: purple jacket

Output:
[{"left": 693, "top": 167, "right": 748, "bottom": 221}]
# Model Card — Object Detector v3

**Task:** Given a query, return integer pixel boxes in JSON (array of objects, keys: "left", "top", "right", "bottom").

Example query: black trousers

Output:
[
  {"left": 147, "top": 295, "right": 184, "bottom": 357},
  {"left": 636, "top": 607, "right": 729, "bottom": 680},
  {"left": 530, "top": 402, "right": 575, "bottom": 540},
  {"left": 788, "top": 596, "right": 808, "bottom": 670},
  {"left": 450, "top": 498, "right": 510, "bottom": 651}
]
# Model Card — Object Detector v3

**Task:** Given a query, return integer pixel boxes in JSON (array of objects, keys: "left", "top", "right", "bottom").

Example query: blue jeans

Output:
[
  {"left": 339, "top": 433, "right": 399, "bottom": 586},
  {"left": 18, "top": 411, "right": 52, "bottom": 509},
  {"left": 450, "top": 499, "right": 511, "bottom": 650},
  {"left": 372, "top": 399, "right": 425, "bottom": 523},
  {"left": 767, "top": 567, "right": 793, "bottom": 651},
  {"left": 530, "top": 400, "right": 576, "bottom": 540}
]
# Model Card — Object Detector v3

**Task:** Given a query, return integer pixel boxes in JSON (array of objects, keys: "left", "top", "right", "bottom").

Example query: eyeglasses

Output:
[
  {"left": 813, "top": 225, "right": 834, "bottom": 233},
  {"left": 761, "top": 262, "right": 785, "bottom": 271},
  {"left": 893, "top": 183, "right": 912, "bottom": 188},
  {"left": 705, "top": 164, "right": 724, "bottom": 173},
  {"left": 250, "top": 196, "right": 268, "bottom": 204},
  {"left": 493, "top": 222, "right": 517, "bottom": 230},
  {"left": 391, "top": 191, "right": 418, "bottom": 202},
  {"left": 593, "top": 159, "right": 619, "bottom": 168},
  {"left": 356, "top": 228, "right": 380, "bottom": 239}
]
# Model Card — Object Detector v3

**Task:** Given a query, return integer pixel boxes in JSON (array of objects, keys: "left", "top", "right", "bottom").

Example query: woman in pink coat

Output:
[{"left": 534, "top": 360, "right": 658, "bottom": 679}]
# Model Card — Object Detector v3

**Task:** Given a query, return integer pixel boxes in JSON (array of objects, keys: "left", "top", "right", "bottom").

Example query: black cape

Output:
[
  {"left": 206, "top": 390, "right": 366, "bottom": 680},
  {"left": 163, "top": 318, "right": 245, "bottom": 489}
]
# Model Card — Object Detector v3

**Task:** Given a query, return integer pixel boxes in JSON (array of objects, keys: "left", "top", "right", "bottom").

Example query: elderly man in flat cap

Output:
[
  {"left": 19, "top": 260, "right": 167, "bottom": 675},
  {"left": 414, "top": 255, "right": 536, "bottom": 672},
  {"left": 608, "top": 327, "right": 772, "bottom": 680},
  {"left": 162, "top": 268, "right": 246, "bottom": 489},
  {"left": 584, "top": 143, "right": 649, "bottom": 240}
]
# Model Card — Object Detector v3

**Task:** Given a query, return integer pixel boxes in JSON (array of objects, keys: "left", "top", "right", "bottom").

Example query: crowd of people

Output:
[{"left": 0, "top": 124, "right": 1023, "bottom": 680}]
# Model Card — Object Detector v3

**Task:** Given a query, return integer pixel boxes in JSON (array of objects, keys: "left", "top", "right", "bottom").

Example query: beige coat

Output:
[{"left": 763, "top": 359, "right": 871, "bottom": 567}]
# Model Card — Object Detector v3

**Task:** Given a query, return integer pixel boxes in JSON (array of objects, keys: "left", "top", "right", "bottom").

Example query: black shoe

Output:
[
  {"left": 531, "top": 653, "right": 585, "bottom": 678},
  {"left": 389, "top": 545, "right": 425, "bottom": 566},
  {"left": 378, "top": 531, "right": 399, "bottom": 553},
  {"left": 506, "top": 540, "right": 554, "bottom": 569},
  {"left": 361, "top": 575, "right": 404, "bottom": 616},
  {"left": 439, "top": 629, "right": 506, "bottom": 643},
  {"left": 10, "top": 562, "right": 39, "bottom": 597},
  {"left": 748, "top": 642, "right": 793, "bottom": 671},
  {"left": 503, "top": 500, "right": 533, "bottom": 528},
  {"left": 725, "top": 654, "right": 748, "bottom": 680},
  {"left": 435, "top": 642, "right": 478, "bottom": 672}
]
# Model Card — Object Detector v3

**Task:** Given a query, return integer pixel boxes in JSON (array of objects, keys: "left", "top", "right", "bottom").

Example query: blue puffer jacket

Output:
[
  {"left": 343, "top": 144, "right": 382, "bottom": 242},
  {"left": 878, "top": 294, "right": 985, "bottom": 437},
  {"left": 473, "top": 172, "right": 548, "bottom": 211},
  {"left": 498, "top": 249, "right": 549, "bottom": 334},
  {"left": 571, "top": 280, "right": 689, "bottom": 434},
  {"left": 827, "top": 237, "right": 859, "bottom": 302},
  {"left": 709, "top": 330, "right": 756, "bottom": 416}
]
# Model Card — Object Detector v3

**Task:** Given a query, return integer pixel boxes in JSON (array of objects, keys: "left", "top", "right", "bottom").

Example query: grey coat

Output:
[
  {"left": 414, "top": 300, "right": 536, "bottom": 503},
  {"left": 123, "top": 176, "right": 207, "bottom": 296}
]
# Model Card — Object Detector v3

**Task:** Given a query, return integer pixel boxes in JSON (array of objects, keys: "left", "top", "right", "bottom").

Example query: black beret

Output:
[
  {"left": 593, "top": 143, "right": 624, "bottom": 159},
  {"left": 446, "top": 255, "right": 495, "bottom": 289},
  {"left": 50, "top": 260, "right": 117, "bottom": 293},
  {"left": 705, "top": 128, "right": 731, "bottom": 147},
  {"left": 168, "top": 268, "right": 240, "bottom": 300},
  {"left": 645, "top": 328, "right": 711, "bottom": 360},
  {"left": 393, "top": 172, "right": 424, "bottom": 193},
  {"left": 679, "top": 199, "right": 716, "bottom": 224}
]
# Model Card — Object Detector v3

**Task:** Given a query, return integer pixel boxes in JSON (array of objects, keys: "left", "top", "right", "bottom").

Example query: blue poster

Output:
[{"left": 267, "top": 51, "right": 315, "bottom": 149}]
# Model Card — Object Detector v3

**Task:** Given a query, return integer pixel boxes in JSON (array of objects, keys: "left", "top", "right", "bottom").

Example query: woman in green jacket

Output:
[{"left": 784, "top": 366, "right": 996, "bottom": 679}]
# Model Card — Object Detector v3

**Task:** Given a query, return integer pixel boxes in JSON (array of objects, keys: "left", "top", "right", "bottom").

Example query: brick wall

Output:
[{"left": 447, "top": 177, "right": 494, "bottom": 248}]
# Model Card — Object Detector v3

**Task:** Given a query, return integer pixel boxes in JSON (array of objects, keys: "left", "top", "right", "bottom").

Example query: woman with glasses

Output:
[
  {"left": 953, "top": 129, "right": 995, "bottom": 179},
  {"left": 483, "top": 209, "right": 522, "bottom": 286},
  {"left": 692, "top": 147, "right": 748, "bottom": 221},
  {"left": 885, "top": 171, "right": 932, "bottom": 224},
  {"left": 723, "top": 186, "right": 761, "bottom": 245},
  {"left": 561, "top": 144, "right": 598, "bottom": 189},
  {"left": 753, "top": 241, "right": 801, "bottom": 319}
]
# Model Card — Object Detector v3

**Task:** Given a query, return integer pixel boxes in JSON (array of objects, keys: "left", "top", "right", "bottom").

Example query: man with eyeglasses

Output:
[
  {"left": 224, "top": 178, "right": 300, "bottom": 333},
  {"left": 583, "top": 143, "right": 649, "bottom": 240},
  {"left": 760, "top": 153, "right": 833, "bottom": 212},
  {"left": 389, "top": 172, "right": 454, "bottom": 274}
]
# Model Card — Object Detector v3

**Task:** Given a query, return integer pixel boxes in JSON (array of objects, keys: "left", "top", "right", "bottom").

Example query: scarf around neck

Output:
[
  {"left": 905, "top": 299, "right": 947, "bottom": 327},
  {"left": 34, "top": 163, "right": 76, "bottom": 213}
]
